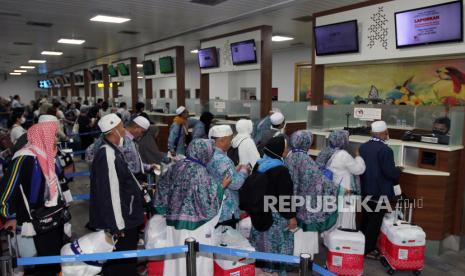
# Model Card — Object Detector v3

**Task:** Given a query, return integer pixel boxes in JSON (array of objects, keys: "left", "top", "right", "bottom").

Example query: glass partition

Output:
[
  {"left": 186, "top": 99, "right": 201, "bottom": 116},
  {"left": 272, "top": 101, "right": 309, "bottom": 121},
  {"left": 307, "top": 104, "right": 464, "bottom": 146},
  {"left": 151, "top": 98, "right": 176, "bottom": 113}
]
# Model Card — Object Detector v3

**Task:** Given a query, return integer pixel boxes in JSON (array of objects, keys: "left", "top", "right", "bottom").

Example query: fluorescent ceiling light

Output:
[
  {"left": 20, "top": 65, "right": 35, "bottom": 69},
  {"left": 90, "top": 15, "right": 130, "bottom": 23},
  {"left": 137, "top": 76, "right": 143, "bottom": 79},
  {"left": 14, "top": 70, "right": 27, "bottom": 73},
  {"left": 272, "top": 35, "right": 294, "bottom": 42},
  {"left": 41, "top": 51, "right": 63, "bottom": 56},
  {"left": 9, "top": 72, "right": 21, "bottom": 75},
  {"left": 190, "top": 49, "right": 199, "bottom": 54},
  {"left": 28, "top": 60, "right": 46, "bottom": 63},
  {"left": 137, "top": 64, "right": 143, "bottom": 68},
  {"left": 58, "top": 38, "right": 86, "bottom": 45}
]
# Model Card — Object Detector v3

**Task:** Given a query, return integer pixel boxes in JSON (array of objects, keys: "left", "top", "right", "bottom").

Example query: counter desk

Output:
[{"left": 310, "top": 129, "right": 463, "bottom": 241}]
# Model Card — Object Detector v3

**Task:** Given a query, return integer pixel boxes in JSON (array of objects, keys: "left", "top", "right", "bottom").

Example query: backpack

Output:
[
  {"left": 239, "top": 165, "right": 269, "bottom": 214},
  {"left": 227, "top": 137, "right": 246, "bottom": 166}
]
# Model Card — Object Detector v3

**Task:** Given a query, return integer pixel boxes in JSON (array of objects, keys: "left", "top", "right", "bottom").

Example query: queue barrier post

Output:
[
  {"left": 299, "top": 253, "right": 313, "bottom": 276},
  {"left": 185, "top": 237, "right": 198, "bottom": 276}
]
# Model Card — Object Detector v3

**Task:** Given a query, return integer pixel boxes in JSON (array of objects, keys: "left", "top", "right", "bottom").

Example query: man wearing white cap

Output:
[
  {"left": 123, "top": 116, "right": 159, "bottom": 178},
  {"left": 207, "top": 125, "right": 250, "bottom": 227},
  {"left": 359, "top": 120, "right": 401, "bottom": 259},
  {"left": 257, "top": 111, "right": 286, "bottom": 155},
  {"left": 254, "top": 108, "right": 280, "bottom": 144},
  {"left": 89, "top": 113, "right": 144, "bottom": 275},
  {"left": 86, "top": 116, "right": 159, "bottom": 176},
  {"left": 168, "top": 106, "right": 189, "bottom": 156}
]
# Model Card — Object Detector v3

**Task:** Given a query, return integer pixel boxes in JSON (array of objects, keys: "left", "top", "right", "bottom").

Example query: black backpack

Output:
[
  {"left": 227, "top": 138, "right": 246, "bottom": 166},
  {"left": 239, "top": 165, "right": 274, "bottom": 231}
]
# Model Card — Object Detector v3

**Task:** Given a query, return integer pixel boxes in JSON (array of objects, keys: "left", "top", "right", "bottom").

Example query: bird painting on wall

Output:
[{"left": 436, "top": 67, "right": 465, "bottom": 94}]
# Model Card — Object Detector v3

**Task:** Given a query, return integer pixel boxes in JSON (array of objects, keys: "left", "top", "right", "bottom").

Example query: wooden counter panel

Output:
[
  {"left": 399, "top": 173, "right": 456, "bottom": 240},
  {"left": 285, "top": 122, "right": 307, "bottom": 136}
]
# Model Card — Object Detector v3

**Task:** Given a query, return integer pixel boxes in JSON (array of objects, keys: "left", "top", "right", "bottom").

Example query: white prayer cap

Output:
[
  {"left": 133, "top": 116, "right": 150, "bottom": 130},
  {"left": 270, "top": 112, "right": 285, "bottom": 125},
  {"left": 38, "top": 114, "right": 58, "bottom": 123},
  {"left": 176, "top": 106, "right": 186, "bottom": 115},
  {"left": 208, "top": 125, "right": 233, "bottom": 139},
  {"left": 98, "top": 113, "right": 122, "bottom": 133},
  {"left": 371, "top": 120, "right": 388, "bottom": 133}
]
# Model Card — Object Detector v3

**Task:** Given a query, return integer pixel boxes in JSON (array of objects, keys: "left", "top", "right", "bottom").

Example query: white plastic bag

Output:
[
  {"left": 238, "top": 216, "right": 252, "bottom": 239},
  {"left": 15, "top": 233, "right": 37, "bottom": 257},
  {"left": 144, "top": 215, "right": 168, "bottom": 249},
  {"left": 293, "top": 229, "right": 318, "bottom": 256},
  {"left": 212, "top": 226, "right": 255, "bottom": 271}
]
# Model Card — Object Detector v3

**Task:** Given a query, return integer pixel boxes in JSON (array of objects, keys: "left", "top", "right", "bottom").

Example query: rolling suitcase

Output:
[
  {"left": 325, "top": 228, "right": 365, "bottom": 276},
  {"left": 379, "top": 204, "right": 425, "bottom": 275}
]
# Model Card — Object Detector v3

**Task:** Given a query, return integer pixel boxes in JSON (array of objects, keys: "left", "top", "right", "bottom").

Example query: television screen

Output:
[
  {"left": 143, "top": 60, "right": 156, "bottom": 75},
  {"left": 159, "top": 56, "right": 174, "bottom": 74},
  {"left": 198, "top": 47, "right": 219, "bottom": 69},
  {"left": 117, "top": 63, "right": 130, "bottom": 76},
  {"left": 314, "top": 20, "right": 359, "bottom": 56},
  {"left": 38, "top": 80, "right": 51, "bottom": 89},
  {"left": 395, "top": 1, "right": 463, "bottom": 48},
  {"left": 230, "top": 40, "right": 257, "bottom": 65},
  {"left": 108, "top": 65, "right": 118, "bottom": 77}
]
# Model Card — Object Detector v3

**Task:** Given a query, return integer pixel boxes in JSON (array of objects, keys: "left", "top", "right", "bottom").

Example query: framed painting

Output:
[{"left": 294, "top": 63, "right": 312, "bottom": 102}]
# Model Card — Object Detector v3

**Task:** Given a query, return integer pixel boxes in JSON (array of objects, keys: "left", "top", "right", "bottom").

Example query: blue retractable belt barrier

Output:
[
  {"left": 15, "top": 244, "right": 335, "bottom": 275},
  {"left": 68, "top": 130, "right": 101, "bottom": 137},
  {"left": 65, "top": 171, "right": 90, "bottom": 178},
  {"left": 199, "top": 244, "right": 299, "bottom": 264},
  {"left": 72, "top": 194, "right": 90, "bottom": 201},
  {"left": 17, "top": 246, "right": 188, "bottom": 266},
  {"left": 70, "top": 150, "right": 87, "bottom": 156}
]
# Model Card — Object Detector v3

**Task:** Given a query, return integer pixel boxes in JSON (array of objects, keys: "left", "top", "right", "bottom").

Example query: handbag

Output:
[{"left": 19, "top": 184, "right": 71, "bottom": 235}]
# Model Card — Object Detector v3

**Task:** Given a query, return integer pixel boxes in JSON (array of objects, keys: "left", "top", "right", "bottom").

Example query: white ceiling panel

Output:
[{"left": 0, "top": 0, "right": 366, "bottom": 75}]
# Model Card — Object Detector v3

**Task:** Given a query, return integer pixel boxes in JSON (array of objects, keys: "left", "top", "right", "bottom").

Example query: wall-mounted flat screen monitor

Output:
[
  {"left": 230, "top": 39, "right": 257, "bottom": 65},
  {"left": 314, "top": 20, "right": 359, "bottom": 56},
  {"left": 395, "top": 1, "right": 463, "bottom": 48},
  {"left": 143, "top": 60, "right": 156, "bottom": 75},
  {"left": 117, "top": 63, "right": 130, "bottom": 76},
  {"left": 198, "top": 47, "right": 219, "bottom": 69},
  {"left": 108, "top": 65, "right": 118, "bottom": 77},
  {"left": 159, "top": 56, "right": 174, "bottom": 74},
  {"left": 38, "top": 80, "right": 51, "bottom": 89},
  {"left": 92, "top": 69, "right": 102, "bottom": 81}
]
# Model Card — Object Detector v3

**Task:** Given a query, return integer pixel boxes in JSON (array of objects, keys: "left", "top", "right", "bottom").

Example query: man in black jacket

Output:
[
  {"left": 359, "top": 120, "right": 401, "bottom": 259},
  {"left": 89, "top": 113, "right": 144, "bottom": 276}
]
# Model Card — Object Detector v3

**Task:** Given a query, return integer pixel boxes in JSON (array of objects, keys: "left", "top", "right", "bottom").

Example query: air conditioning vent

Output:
[
  {"left": 13, "top": 42, "right": 33, "bottom": 46},
  {"left": 8, "top": 53, "right": 20, "bottom": 56},
  {"left": 190, "top": 0, "right": 228, "bottom": 6},
  {"left": 118, "top": 30, "right": 139, "bottom": 35},
  {"left": 293, "top": 15, "right": 313, "bottom": 22},
  {"left": 290, "top": 42, "right": 305, "bottom": 47},
  {"left": 0, "top": 11, "right": 21, "bottom": 17},
  {"left": 83, "top": 46, "right": 98, "bottom": 50},
  {"left": 26, "top": 21, "right": 53, "bottom": 28}
]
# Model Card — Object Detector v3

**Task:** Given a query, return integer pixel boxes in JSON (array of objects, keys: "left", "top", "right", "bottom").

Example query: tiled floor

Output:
[{"left": 69, "top": 160, "right": 465, "bottom": 276}]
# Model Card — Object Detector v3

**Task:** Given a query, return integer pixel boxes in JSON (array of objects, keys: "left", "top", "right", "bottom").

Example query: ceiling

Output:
[{"left": 0, "top": 0, "right": 365, "bottom": 76}]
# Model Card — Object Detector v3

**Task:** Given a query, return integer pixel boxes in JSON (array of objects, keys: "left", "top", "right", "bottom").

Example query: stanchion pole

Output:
[
  {"left": 185, "top": 237, "right": 198, "bottom": 276},
  {"left": 300, "top": 253, "right": 313, "bottom": 276}
]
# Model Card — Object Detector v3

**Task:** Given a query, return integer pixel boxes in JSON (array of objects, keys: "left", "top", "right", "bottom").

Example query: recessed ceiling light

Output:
[
  {"left": 58, "top": 38, "right": 86, "bottom": 45},
  {"left": 190, "top": 49, "right": 199, "bottom": 54},
  {"left": 28, "top": 59, "right": 46, "bottom": 63},
  {"left": 137, "top": 76, "right": 143, "bottom": 79},
  {"left": 20, "top": 65, "right": 35, "bottom": 69},
  {"left": 14, "top": 69, "right": 27, "bottom": 73},
  {"left": 90, "top": 15, "right": 131, "bottom": 23},
  {"left": 9, "top": 72, "right": 21, "bottom": 75},
  {"left": 41, "top": 51, "right": 63, "bottom": 56},
  {"left": 137, "top": 64, "right": 143, "bottom": 68},
  {"left": 272, "top": 35, "right": 294, "bottom": 42}
]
